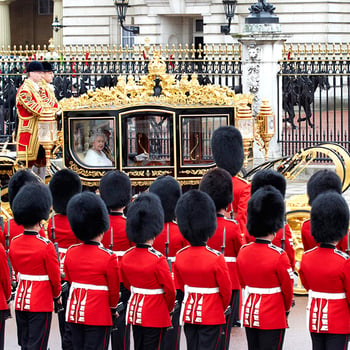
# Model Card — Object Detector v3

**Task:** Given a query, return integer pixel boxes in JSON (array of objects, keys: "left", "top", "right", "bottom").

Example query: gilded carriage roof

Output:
[{"left": 60, "top": 51, "right": 253, "bottom": 110}]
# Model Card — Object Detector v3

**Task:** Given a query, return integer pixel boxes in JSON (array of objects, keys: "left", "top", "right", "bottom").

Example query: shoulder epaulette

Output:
[
  {"left": 36, "top": 235, "right": 50, "bottom": 245},
  {"left": 235, "top": 175, "right": 250, "bottom": 184},
  {"left": 224, "top": 217, "right": 238, "bottom": 225},
  {"left": 303, "top": 246, "right": 317, "bottom": 255},
  {"left": 98, "top": 245, "right": 113, "bottom": 255},
  {"left": 241, "top": 242, "right": 253, "bottom": 249},
  {"left": 206, "top": 246, "right": 221, "bottom": 256},
  {"left": 67, "top": 243, "right": 83, "bottom": 250},
  {"left": 177, "top": 245, "right": 190, "bottom": 255},
  {"left": 148, "top": 247, "right": 163, "bottom": 258},
  {"left": 334, "top": 249, "right": 349, "bottom": 260},
  {"left": 268, "top": 243, "right": 284, "bottom": 254},
  {"left": 11, "top": 234, "right": 22, "bottom": 241}
]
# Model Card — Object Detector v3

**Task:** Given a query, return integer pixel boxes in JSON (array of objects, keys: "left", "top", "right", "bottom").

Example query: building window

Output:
[
  {"left": 38, "top": 0, "right": 53, "bottom": 15},
  {"left": 195, "top": 19, "right": 203, "bottom": 33},
  {"left": 122, "top": 27, "right": 135, "bottom": 47}
]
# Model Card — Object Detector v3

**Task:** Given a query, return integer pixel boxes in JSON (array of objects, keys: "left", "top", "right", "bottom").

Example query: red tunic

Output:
[
  {"left": 207, "top": 215, "right": 243, "bottom": 290},
  {"left": 120, "top": 245, "right": 176, "bottom": 328},
  {"left": 272, "top": 224, "right": 296, "bottom": 270},
  {"left": 0, "top": 244, "right": 11, "bottom": 310},
  {"left": 174, "top": 245, "right": 232, "bottom": 325},
  {"left": 299, "top": 244, "right": 350, "bottom": 334},
  {"left": 4, "top": 219, "right": 46, "bottom": 247},
  {"left": 301, "top": 219, "right": 318, "bottom": 252},
  {"left": 39, "top": 81, "right": 60, "bottom": 110},
  {"left": 64, "top": 242, "right": 119, "bottom": 326},
  {"left": 9, "top": 231, "right": 61, "bottom": 312},
  {"left": 237, "top": 239, "right": 294, "bottom": 329}
]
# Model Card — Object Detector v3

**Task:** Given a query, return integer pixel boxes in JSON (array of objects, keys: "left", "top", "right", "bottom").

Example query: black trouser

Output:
[
  {"left": 245, "top": 327, "right": 286, "bottom": 350},
  {"left": 70, "top": 323, "right": 111, "bottom": 350},
  {"left": 0, "top": 309, "right": 10, "bottom": 350},
  {"left": 160, "top": 298, "right": 181, "bottom": 350},
  {"left": 132, "top": 325, "right": 166, "bottom": 350},
  {"left": 311, "top": 332, "right": 348, "bottom": 350},
  {"left": 58, "top": 282, "right": 73, "bottom": 350},
  {"left": 111, "top": 283, "right": 130, "bottom": 350},
  {"left": 184, "top": 324, "right": 222, "bottom": 350},
  {"left": 15, "top": 310, "right": 52, "bottom": 350}
]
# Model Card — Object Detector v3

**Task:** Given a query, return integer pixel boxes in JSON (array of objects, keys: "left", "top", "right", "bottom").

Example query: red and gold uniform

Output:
[
  {"left": 39, "top": 80, "right": 60, "bottom": 110},
  {"left": 64, "top": 241, "right": 119, "bottom": 326},
  {"left": 299, "top": 244, "right": 350, "bottom": 334},
  {"left": 237, "top": 239, "right": 294, "bottom": 330},
  {"left": 301, "top": 219, "right": 318, "bottom": 252},
  {"left": 174, "top": 245, "right": 232, "bottom": 325},
  {"left": 9, "top": 231, "right": 61, "bottom": 312},
  {"left": 273, "top": 224, "right": 296, "bottom": 270},
  {"left": 120, "top": 244, "right": 176, "bottom": 328}
]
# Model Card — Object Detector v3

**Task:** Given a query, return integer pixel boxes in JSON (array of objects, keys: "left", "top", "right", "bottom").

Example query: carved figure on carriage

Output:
[{"left": 282, "top": 74, "right": 330, "bottom": 129}]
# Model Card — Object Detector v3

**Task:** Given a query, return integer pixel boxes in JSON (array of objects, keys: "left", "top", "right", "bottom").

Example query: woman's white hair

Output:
[{"left": 89, "top": 131, "right": 106, "bottom": 145}]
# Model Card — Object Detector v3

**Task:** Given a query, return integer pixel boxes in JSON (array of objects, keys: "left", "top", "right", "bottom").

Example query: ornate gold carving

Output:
[
  {"left": 180, "top": 169, "right": 210, "bottom": 176},
  {"left": 127, "top": 170, "right": 145, "bottom": 177},
  {"left": 151, "top": 170, "right": 172, "bottom": 177},
  {"left": 69, "top": 162, "right": 105, "bottom": 177}
]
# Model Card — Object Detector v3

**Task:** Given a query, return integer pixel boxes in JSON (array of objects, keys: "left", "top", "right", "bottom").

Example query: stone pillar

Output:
[
  {"left": 0, "top": 0, "right": 12, "bottom": 48},
  {"left": 53, "top": 0, "right": 63, "bottom": 47}
]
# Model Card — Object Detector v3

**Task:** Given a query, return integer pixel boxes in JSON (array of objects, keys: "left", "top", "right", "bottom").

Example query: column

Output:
[
  {"left": 53, "top": 0, "right": 63, "bottom": 47},
  {"left": 0, "top": 0, "right": 12, "bottom": 48}
]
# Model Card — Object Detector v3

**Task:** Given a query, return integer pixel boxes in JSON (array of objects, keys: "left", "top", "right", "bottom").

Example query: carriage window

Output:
[
  {"left": 71, "top": 118, "right": 115, "bottom": 168},
  {"left": 123, "top": 114, "right": 172, "bottom": 167},
  {"left": 181, "top": 115, "right": 227, "bottom": 165}
]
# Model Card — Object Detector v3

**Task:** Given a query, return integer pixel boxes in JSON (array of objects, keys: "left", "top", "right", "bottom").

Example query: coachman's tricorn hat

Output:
[
  {"left": 251, "top": 169, "right": 286, "bottom": 198},
  {"left": 49, "top": 169, "right": 82, "bottom": 215},
  {"left": 211, "top": 126, "right": 244, "bottom": 176},
  {"left": 99, "top": 170, "right": 132, "bottom": 210},
  {"left": 8, "top": 170, "right": 40, "bottom": 209},
  {"left": 199, "top": 168, "right": 233, "bottom": 211},
  {"left": 311, "top": 192, "right": 349, "bottom": 243},
  {"left": 12, "top": 183, "right": 52, "bottom": 227},
  {"left": 307, "top": 169, "right": 342, "bottom": 205},
  {"left": 149, "top": 175, "right": 182, "bottom": 223},
  {"left": 247, "top": 185, "right": 284, "bottom": 237},
  {"left": 126, "top": 192, "right": 164, "bottom": 244},
  {"left": 175, "top": 189, "right": 217, "bottom": 246},
  {"left": 26, "top": 61, "right": 44, "bottom": 73},
  {"left": 67, "top": 192, "right": 110, "bottom": 241}
]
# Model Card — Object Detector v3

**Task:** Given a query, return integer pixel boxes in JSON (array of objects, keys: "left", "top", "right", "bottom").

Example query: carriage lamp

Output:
[
  {"left": 236, "top": 103, "right": 254, "bottom": 167},
  {"left": 52, "top": 16, "right": 66, "bottom": 32},
  {"left": 221, "top": 0, "right": 238, "bottom": 35},
  {"left": 114, "top": 0, "right": 140, "bottom": 35},
  {"left": 256, "top": 99, "right": 275, "bottom": 159},
  {"left": 38, "top": 108, "right": 58, "bottom": 169}
]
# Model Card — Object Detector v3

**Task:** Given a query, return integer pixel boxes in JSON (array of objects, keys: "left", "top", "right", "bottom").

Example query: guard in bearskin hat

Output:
[
  {"left": 299, "top": 192, "right": 350, "bottom": 350},
  {"left": 9, "top": 182, "right": 62, "bottom": 350},
  {"left": 301, "top": 170, "right": 342, "bottom": 252},
  {"left": 174, "top": 189, "right": 232, "bottom": 350},
  {"left": 64, "top": 192, "right": 119, "bottom": 350},
  {"left": 99, "top": 170, "right": 133, "bottom": 350},
  {"left": 236, "top": 185, "right": 294, "bottom": 350},
  {"left": 4, "top": 169, "right": 45, "bottom": 246},
  {"left": 47, "top": 168, "right": 82, "bottom": 349},
  {"left": 149, "top": 175, "right": 186, "bottom": 350},
  {"left": 211, "top": 126, "right": 251, "bottom": 242},
  {"left": 251, "top": 169, "right": 296, "bottom": 270},
  {"left": 120, "top": 192, "right": 176, "bottom": 350},
  {"left": 199, "top": 167, "right": 243, "bottom": 349}
]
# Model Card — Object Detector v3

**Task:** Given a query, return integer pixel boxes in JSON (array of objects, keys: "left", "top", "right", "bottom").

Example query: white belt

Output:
[
  {"left": 168, "top": 257, "right": 176, "bottom": 263},
  {"left": 58, "top": 248, "right": 67, "bottom": 254},
  {"left": 130, "top": 287, "right": 164, "bottom": 295},
  {"left": 18, "top": 274, "right": 49, "bottom": 281},
  {"left": 113, "top": 251, "right": 126, "bottom": 257},
  {"left": 71, "top": 282, "right": 108, "bottom": 291},
  {"left": 185, "top": 286, "right": 220, "bottom": 294},
  {"left": 309, "top": 290, "right": 346, "bottom": 300},
  {"left": 245, "top": 286, "right": 281, "bottom": 295},
  {"left": 224, "top": 257, "right": 236, "bottom": 262}
]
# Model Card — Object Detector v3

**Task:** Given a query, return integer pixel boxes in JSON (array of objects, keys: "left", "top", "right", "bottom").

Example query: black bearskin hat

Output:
[
  {"left": 26, "top": 61, "right": 44, "bottom": 73},
  {"left": 307, "top": 170, "right": 342, "bottom": 205},
  {"left": 175, "top": 189, "right": 217, "bottom": 246},
  {"left": 12, "top": 183, "right": 52, "bottom": 227},
  {"left": 247, "top": 185, "right": 284, "bottom": 237},
  {"left": 211, "top": 126, "right": 244, "bottom": 176},
  {"left": 99, "top": 170, "right": 132, "bottom": 210},
  {"left": 49, "top": 169, "right": 82, "bottom": 215},
  {"left": 199, "top": 168, "right": 233, "bottom": 211},
  {"left": 251, "top": 169, "right": 286, "bottom": 198},
  {"left": 67, "top": 192, "right": 109, "bottom": 241},
  {"left": 42, "top": 61, "right": 55, "bottom": 72},
  {"left": 8, "top": 170, "right": 40, "bottom": 209},
  {"left": 149, "top": 175, "right": 182, "bottom": 222},
  {"left": 126, "top": 192, "right": 164, "bottom": 244},
  {"left": 311, "top": 192, "right": 349, "bottom": 243}
]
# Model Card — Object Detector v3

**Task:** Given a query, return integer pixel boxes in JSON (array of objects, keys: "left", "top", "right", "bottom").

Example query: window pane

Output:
[
  {"left": 38, "top": 0, "right": 53, "bottom": 15},
  {"left": 71, "top": 118, "right": 115, "bottom": 168},
  {"left": 122, "top": 27, "right": 135, "bottom": 47}
]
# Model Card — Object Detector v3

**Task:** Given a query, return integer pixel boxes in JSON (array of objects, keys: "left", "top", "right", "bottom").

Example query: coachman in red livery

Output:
[
  {"left": 299, "top": 192, "right": 350, "bottom": 350},
  {"left": 237, "top": 186, "right": 294, "bottom": 350}
]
